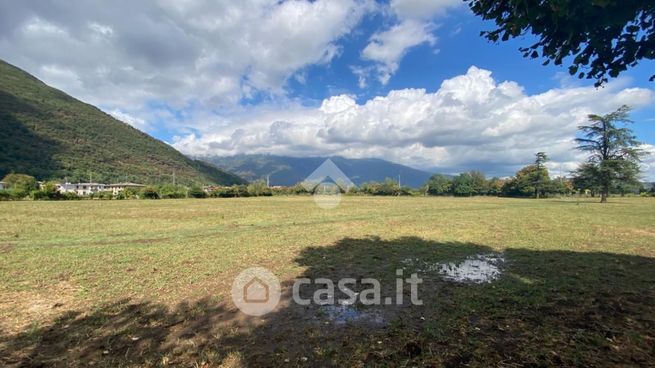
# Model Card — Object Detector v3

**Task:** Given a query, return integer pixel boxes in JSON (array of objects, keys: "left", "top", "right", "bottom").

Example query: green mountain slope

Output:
[
  {"left": 0, "top": 60, "right": 244, "bottom": 185},
  {"left": 201, "top": 154, "right": 436, "bottom": 188}
]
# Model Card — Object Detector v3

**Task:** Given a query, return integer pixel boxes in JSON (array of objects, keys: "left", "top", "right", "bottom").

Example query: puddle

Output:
[
  {"left": 311, "top": 296, "right": 385, "bottom": 325},
  {"left": 403, "top": 253, "right": 504, "bottom": 283},
  {"left": 319, "top": 304, "right": 385, "bottom": 325}
]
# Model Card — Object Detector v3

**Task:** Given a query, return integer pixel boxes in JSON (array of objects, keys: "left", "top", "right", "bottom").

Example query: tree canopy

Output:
[
  {"left": 467, "top": 0, "right": 655, "bottom": 86},
  {"left": 574, "top": 105, "right": 646, "bottom": 202}
]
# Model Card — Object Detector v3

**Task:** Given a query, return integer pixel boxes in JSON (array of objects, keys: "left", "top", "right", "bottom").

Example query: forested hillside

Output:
[{"left": 0, "top": 60, "right": 244, "bottom": 185}]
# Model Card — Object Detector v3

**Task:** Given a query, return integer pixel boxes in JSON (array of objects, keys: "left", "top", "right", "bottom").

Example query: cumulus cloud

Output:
[
  {"left": 362, "top": 20, "right": 436, "bottom": 84},
  {"left": 172, "top": 66, "right": 655, "bottom": 179},
  {"left": 0, "top": 0, "right": 372, "bottom": 112},
  {"left": 355, "top": 0, "right": 461, "bottom": 85}
]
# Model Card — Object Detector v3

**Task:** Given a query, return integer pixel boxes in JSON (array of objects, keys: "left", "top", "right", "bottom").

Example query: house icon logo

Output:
[
  {"left": 243, "top": 276, "right": 269, "bottom": 303},
  {"left": 301, "top": 159, "right": 356, "bottom": 209},
  {"left": 231, "top": 267, "right": 281, "bottom": 316}
]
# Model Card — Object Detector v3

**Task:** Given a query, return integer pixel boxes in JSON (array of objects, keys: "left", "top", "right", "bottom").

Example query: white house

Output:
[
  {"left": 0, "top": 181, "right": 5, "bottom": 190},
  {"left": 57, "top": 183, "right": 108, "bottom": 196},
  {"left": 107, "top": 182, "right": 145, "bottom": 195}
]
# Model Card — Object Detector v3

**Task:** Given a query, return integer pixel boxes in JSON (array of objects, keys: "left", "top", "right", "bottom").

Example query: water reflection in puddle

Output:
[
  {"left": 404, "top": 253, "right": 504, "bottom": 283},
  {"left": 319, "top": 304, "right": 385, "bottom": 325}
]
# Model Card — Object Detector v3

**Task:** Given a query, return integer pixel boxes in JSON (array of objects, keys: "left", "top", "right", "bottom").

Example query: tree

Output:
[
  {"left": 469, "top": 171, "right": 488, "bottom": 195},
  {"left": 486, "top": 177, "right": 504, "bottom": 196},
  {"left": 452, "top": 173, "right": 475, "bottom": 197},
  {"left": 571, "top": 163, "right": 601, "bottom": 196},
  {"left": 425, "top": 174, "right": 452, "bottom": 195},
  {"left": 466, "top": 0, "right": 655, "bottom": 86},
  {"left": 534, "top": 152, "right": 549, "bottom": 198},
  {"left": 575, "top": 105, "right": 646, "bottom": 202},
  {"left": 1, "top": 173, "right": 38, "bottom": 199},
  {"left": 501, "top": 164, "right": 551, "bottom": 198}
]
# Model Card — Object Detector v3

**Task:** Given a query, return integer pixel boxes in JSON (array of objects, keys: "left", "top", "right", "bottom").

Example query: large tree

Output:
[
  {"left": 575, "top": 105, "right": 646, "bottom": 202},
  {"left": 534, "top": 152, "right": 549, "bottom": 198},
  {"left": 466, "top": 0, "right": 655, "bottom": 86}
]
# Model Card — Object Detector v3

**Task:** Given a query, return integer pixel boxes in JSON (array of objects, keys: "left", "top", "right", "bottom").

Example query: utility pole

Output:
[{"left": 173, "top": 170, "right": 176, "bottom": 186}]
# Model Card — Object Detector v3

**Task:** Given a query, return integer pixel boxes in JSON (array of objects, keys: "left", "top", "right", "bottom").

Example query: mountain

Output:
[
  {"left": 0, "top": 60, "right": 244, "bottom": 185},
  {"left": 200, "top": 154, "right": 435, "bottom": 188}
]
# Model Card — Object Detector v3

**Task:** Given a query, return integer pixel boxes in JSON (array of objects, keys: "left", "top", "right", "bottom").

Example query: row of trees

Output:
[{"left": 424, "top": 165, "right": 573, "bottom": 198}]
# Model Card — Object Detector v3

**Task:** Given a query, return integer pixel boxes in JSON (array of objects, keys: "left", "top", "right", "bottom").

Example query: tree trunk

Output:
[
  {"left": 600, "top": 181, "right": 609, "bottom": 203},
  {"left": 600, "top": 187, "right": 608, "bottom": 203}
]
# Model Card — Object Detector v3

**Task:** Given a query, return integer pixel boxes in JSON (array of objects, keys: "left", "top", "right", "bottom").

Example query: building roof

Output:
[{"left": 107, "top": 182, "right": 145, "bottom": 187}]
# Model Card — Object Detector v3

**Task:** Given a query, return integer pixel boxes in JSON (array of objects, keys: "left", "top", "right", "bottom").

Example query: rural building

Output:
[
  {"left": 57, "top": 183, "right": 108, "bottom": 196},
  {"left": 107, "top": 182, "right": 145, "bottom": 195},
  {"left": 0, "top": 181, "right": 5, "bottom": 190},
  {"left": 203, "top": 185, "right": 223, "bottom": 193}
]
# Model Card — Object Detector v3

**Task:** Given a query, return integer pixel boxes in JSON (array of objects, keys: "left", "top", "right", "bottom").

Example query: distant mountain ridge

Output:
[
  {"left": 0, "top": 59, "right": 244, "bottom": 185},
  {"left": 200, "top": 154, "right": 435, "bottom": 188}
]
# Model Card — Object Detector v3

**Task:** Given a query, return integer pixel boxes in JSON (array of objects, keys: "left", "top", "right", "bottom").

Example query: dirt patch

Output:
[
  {"left": 0, "top": 242, "right": 15, "bottom": 254},
  {"left": 0, "top": 281, "right": 80, "bottom": 334}
]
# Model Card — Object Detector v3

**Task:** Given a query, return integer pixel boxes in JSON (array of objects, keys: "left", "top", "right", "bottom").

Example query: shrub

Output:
[
  {"left": 188, "top": 185, "right": 207, "bottom": 198},
  {"left": 96, "top": 191, "right": 114, "bottom": 200},
  {"left": 247, "top": 181, "right": 272, "bottom": 196},
  {"left": 0, "top": 190, "right": 12, "bottom": 201},
  {"left": 31, "top": 182, "right": 62, "bottom": 200},
  {"left": 158, "top": 184, "right": 187, "bottom": 199},
  {"left": 61, "top": 192, "right": 80, "bottom": 200},
  {"left": 141, "top": 186, "right": 160, "bottom": 199},
  {"left": 122, "top": 188, "right": 140, "bottom": 199}
]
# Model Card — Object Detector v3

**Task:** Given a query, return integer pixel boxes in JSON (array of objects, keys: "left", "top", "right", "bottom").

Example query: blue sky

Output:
[{"left": 0, "top": 0, "right": 653, "bottom": 178}]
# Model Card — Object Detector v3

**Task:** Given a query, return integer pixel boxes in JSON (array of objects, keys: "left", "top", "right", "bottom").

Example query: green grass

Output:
[{"left": 1, "top": 196, "right": 654, "bottom": 367}]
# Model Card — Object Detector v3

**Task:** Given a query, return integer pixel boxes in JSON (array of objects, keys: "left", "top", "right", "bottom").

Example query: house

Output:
[
  {"left": 57, "top": 183, "right": 108, "bottom": 196},
  {"left": 0, "top": 181, "right": 5, "bottom": 190},
  {"left": 107, "top": 182, "right": 145, "bottom": 195},
  {"left": 203, "top": 185, "right": 223, "bottom": 193}
]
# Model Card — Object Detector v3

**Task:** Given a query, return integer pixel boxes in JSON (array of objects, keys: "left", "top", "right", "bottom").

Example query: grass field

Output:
[{"left": 1, "top": 196, "right": 654, "bottom": 367}]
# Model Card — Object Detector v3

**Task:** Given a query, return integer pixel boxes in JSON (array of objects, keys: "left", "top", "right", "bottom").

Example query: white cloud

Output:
[
  {"left": 0, "top": 0, "right": 372, "bottom": 111},
  {"left": 172, "top": 66, "right": 655, "bottom": 179},
  {"left": 106, "top": 109, "right": 150, "bottom": 131},
  {"left": 354, "top": 0, "right": 461, "bottom": 86},
  {"left": 638, "top": 144, "right": 655, "bottom": 182},
  {"left": 362, "top": 20, "right": 436, "bottom": 84}
]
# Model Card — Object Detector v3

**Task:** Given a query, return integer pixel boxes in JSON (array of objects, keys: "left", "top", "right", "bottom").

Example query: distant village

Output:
[{"left": 54, "top": 182, "right": 146, "bottom": 196}]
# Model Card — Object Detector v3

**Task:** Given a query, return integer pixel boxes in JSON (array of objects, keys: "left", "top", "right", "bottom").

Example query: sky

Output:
[{"left": 1, "top": 0, "right": 654, "bottom": 179}]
